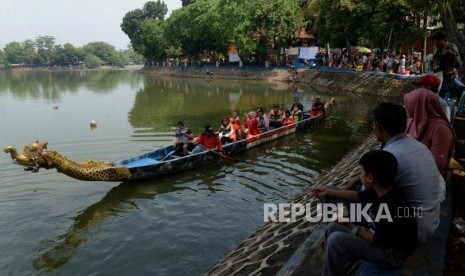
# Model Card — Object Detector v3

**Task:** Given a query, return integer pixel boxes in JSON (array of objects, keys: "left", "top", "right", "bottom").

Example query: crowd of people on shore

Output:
[
  {"left": 309, "top": 34, "right": 460, "bottom": 273},
  {"left": 317, "top": 31, "right": 463, "bottom": 83},
  {"left": 172, "top": 96, "right": 325, "bottom": 156}
]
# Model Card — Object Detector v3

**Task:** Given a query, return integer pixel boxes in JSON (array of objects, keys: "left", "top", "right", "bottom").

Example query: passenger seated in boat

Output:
[
  {"left": 192, "top": 125, "right": 223, "bottom": 154},
  {"left": 313, "top": 150, "right": 417, "bottom": 275},
  {"left": 173, "top": 120, "right": 195, "bottom": 156},
  {"left": 244, "top": 111, "right": 260, "bottom": 136},
  {"left": 218, "top": 117, "right": 235, "bottom": 144},
  {"left": 282, "top": 110, "right": 295, "bottom": 126},
  {"left": 268, "top": 105, "right": 283, "bottom": 130},
  {"left": 256, "top": 107, "right": 269, "bottom": 133},
  {"left": 231, "top": 112, "right": 246, "bottom": 140},
  {"left": 290, "top": 97, "right": 304, "bottom": 122},
  {"left": 231, "top": 111, "right": 241, "bottom": 125},
  {"left": 310, "top": 96, "right": 325, "bottom": 117},
  {"left": 291, "top": 106, "right": 303, "bottom": 122}
]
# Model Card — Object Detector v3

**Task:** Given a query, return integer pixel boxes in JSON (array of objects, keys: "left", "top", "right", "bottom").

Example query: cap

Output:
[
  {"left": 316, "top": 95, "right": 320, "bottom": 99},
  {"left": 431, "top": 30, "right": 446, "bottom": 40},
  {"left": 177, "top": 120, "right": 184, "bottom": 126},
  {"left": 412, "top": 75, "right": 440, "bottom": 90}
]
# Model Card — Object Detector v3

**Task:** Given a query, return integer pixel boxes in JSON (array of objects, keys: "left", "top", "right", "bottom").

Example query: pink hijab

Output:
[
  {"left": 404, "top": 88, "right": 450, "bottom": 139},
  {"left": 248, "top": 111, "right": 257, "bottom": 119}
]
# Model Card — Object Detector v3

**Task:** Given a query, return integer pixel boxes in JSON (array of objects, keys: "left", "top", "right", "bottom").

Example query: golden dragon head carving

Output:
[
  {"left": 4, "top": 141, "right": 50, "bottom": 172},
  {"left": 4, "top": 141, "right": 131, "bottom": 181}
]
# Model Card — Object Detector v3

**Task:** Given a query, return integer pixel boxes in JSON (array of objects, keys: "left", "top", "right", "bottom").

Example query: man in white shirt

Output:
[{"left": 373, "top": 103, "right": 440, "bottom": 242}]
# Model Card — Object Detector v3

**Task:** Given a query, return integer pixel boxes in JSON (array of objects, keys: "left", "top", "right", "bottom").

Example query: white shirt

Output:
[{"left": 383, "top": 134, "right": 440, "bottom": 243}]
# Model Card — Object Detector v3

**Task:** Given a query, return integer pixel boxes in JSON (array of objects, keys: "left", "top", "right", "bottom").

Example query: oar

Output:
[
  {"left": 199, "top": 145, "right": 237, "bottom": 163},
  {"left": 160, "top": 150, "right": 176, "bottom": 161}
]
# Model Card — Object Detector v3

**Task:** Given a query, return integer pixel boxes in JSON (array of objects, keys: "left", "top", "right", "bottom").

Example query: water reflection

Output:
[
  {"left": 32, "top": 181, "right": 188, "bottom": 271},
  {"left": 0, "top": 70, "right": 144, "bottom": 99},
  {"left": 129, "top": 77, "right": 308, "bottom": 133}
]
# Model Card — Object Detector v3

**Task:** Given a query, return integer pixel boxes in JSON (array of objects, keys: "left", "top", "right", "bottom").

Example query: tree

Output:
[
  {"left": 36, "top": 35, "right": 56, "bottom": 66},
  {"left": 22, "top": 39, "right": 36, "bottom": 66},
  {"left": 82, "top": 42, "right": 119, "bottom": 65},
  {"left": 181, "top": 0, "right": 197, "bottom": 7},
  {"left": 121, "top": 1, "right": 169, "bottom": 62},
  {"left": 121, "top": 9, "right": 147, "bottom": 40},
  {"left": 435, "top": 0, "right": 465, "bottom": 56},
  {"left": 52, "top": 43, "right": 85, "bottom": 66},
  {"left": 308, "top": 0, "right": 372, "bottom": 49},
  {"left": 121, "top": 45, "right": 145, "bottom": 64},
  {"left": 0, "top": 50, "right": 7, "bottom": 67},
  {"left": 138, "top": 19, "right": 166, "bottom": 63},
  {"left": 143, "top": 1, "right": 168, "bottom": 20},
  {"left": 84, "top": 54, "right": 103, "bottom": 68},
  {"left": 3, "top": 42, "right": 25, "bottom": 64},
  {"left": 237, "top": 0, "right": 303, "bottom": 59}
]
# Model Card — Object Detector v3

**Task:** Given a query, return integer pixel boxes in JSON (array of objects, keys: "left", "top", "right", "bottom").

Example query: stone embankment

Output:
[{"left": 140, "top": 66, "right": 417, "bottom": 97}]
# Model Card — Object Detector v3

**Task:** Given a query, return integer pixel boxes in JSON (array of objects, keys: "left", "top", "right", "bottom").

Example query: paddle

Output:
[
  {"left": 160, "top": 150, "right": 176, "bottom": 161},
  {"left": 199, "top": 145, "right": 237, "bottom": 163}
]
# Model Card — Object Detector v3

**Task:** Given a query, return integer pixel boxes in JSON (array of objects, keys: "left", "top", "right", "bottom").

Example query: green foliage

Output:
[
  {"left": 138, "top": 19, "right": 166, "bottom": 62},
  {"left": 242, "top": 0, "right": 303, "bottom": 57},
  {"left": 181, "top": 0, "right": 197, "bottom": 7},
  {"left": 82, "top": 42, "right": 120, "bottom": 66},
  {"left": 36, "top": 36, "right": 56, "bottom": 66},
  {"left": 121, "top": 1, "right": 169, "bottom": 62},
  {"left": 3, "top": 42, "right": 24, "bottom": 64},
  {"left": 0, "top": 50, "right": 7, "bottom": 67},
  {"left": 143, "top": 1, "right": 168, "bottom": 20},
  {"left": 84, "top": 54, "right": 103, "bottom": 68},
  {"left": 165, "top": 45, "right": 183, "bottom": 59},
  {"left": 121, "top": 9, "right": 147, "bottom": 40},
  {"left": 52, "top": 43, "right": 86, "bottom": 66},
  {"left": 307, "top": 0, "right": 465, "bottom": 52}
]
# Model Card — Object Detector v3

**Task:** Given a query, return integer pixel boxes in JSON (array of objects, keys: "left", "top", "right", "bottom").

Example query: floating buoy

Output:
[{"left": 90, "top": 120, "right": 97, "bottom": 129}]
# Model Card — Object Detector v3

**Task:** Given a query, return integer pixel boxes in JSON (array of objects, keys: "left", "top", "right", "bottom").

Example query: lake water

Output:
[{"left": 0, "top": 69, "right": 388, "bottom": 275}]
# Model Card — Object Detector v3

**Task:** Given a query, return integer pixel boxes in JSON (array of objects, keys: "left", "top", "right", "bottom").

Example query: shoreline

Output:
[{"left": 140, "top": 66, "right": 418, "bottom": 97}]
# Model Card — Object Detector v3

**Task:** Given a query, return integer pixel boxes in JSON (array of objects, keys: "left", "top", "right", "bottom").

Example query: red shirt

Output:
[
  {"left": 247, "top": 118, "right": 260, "bottom": 135},
  {"left": 282, "top": 117, "right": 295, "bottom": 126},
  {"left": 196, "top": 133, "right": 223, "bottom": 152}
]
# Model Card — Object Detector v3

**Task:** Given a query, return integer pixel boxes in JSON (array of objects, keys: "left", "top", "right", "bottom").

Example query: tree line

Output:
[
  {"left": 121, "top": 0, "right": 465, "bottom": 65},
  {"left": 0, "top": 35, "right": 144, "bottom": 69}
]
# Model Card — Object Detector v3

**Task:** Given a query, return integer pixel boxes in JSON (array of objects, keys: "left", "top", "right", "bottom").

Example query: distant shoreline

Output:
[{"left": 140, "top": 65, "right": 417, "bottom": 97}]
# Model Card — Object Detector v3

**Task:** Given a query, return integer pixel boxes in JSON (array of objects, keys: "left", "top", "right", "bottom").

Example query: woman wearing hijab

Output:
[
  {"left": 244, "top": 111, "right": 260, "bottom": 136},
  {"left": 404, "top": 88, "right": 454, "bottom": 178}
]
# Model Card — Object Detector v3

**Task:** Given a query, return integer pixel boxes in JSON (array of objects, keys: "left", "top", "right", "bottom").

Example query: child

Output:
[
  {"left": 282, "top": 110, "right": 295, "bottom": 126},
  {"left": 312, "top": 150, "right": 417, "bottom": 275}
]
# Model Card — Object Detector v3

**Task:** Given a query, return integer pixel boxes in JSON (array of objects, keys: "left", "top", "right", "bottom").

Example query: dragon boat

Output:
[{"left": 4, "top": 98, "right": 335, "bottom": 182}]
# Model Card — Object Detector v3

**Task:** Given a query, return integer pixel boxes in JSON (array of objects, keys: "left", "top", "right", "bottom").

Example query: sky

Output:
[{"left": 1, "top": 0, "right": 182, "bottom": 50}]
